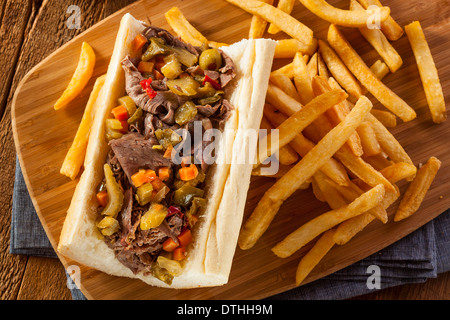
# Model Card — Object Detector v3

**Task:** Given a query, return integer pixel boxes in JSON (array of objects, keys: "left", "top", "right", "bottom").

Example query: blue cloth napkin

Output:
[{"left": 10, "top": 158, "right": 450, "bottom": 300}]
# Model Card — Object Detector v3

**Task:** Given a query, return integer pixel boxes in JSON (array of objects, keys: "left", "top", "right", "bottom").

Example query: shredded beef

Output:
[
  {"left": 122, "top": 56, "right": 187, "bottom": 125},
  {"left": 218, "top": 50, "right": 236, "bottom": 87},
  {"left": 109, "top": 133, "right": 172, "bottom": 184}
]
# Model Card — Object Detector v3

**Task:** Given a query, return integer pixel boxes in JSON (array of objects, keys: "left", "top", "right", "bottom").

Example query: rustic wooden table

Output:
[{"left": 0, "top": 0, "right": 448, "bottom": 300}]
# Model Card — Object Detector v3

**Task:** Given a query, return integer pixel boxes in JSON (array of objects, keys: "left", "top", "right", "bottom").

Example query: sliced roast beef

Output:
[
  {"left": 185, "top": 65, "right": 204, "bottom": 76},
  {"left": 122, "top": 56, "right": 183, "bottom": 125},
  {"left": 218, "top": 50, "right": 236, "bottom": 87},
  {"left": 122, "top": 56, "right": 149, "bottom": 108},
  {"left": 142, "top": 90, "right": 186, "bottom": 124},
  {"left": 151, "top": 78, "right": 167, "bottom": 91},
  {"left": 196, "top": 102, "right": 221, "bottom": 117},
  {"left": 118, "top": 188, "right": 133, "bottom": 245},
  {"left": 109, "top": 133, "right": 172, "bottom": 184}
]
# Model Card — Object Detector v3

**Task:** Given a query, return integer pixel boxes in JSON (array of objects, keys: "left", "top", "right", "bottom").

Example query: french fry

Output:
[
  {"left": 165, "top": 7, "right": 208, "bottom": 48},
  {"left": 54, "top": 42, "right": 96, "bottom": 110},
  {"left": 225, "top": 0, "right": 314, "bottom": 45},
  {"left": 260, "top": 116, "right": 299, "bottom": 166},
  {"left": 293, "top": 52, "right": 315, "bottom": 104},
  {"left": 295, "top": 229, "right": 336, "bottom": 286},
  {"left": 307, "top": 52, "right": 318, "bottom": 79},
  {"left": 318, "top": 40, "right": 363, "bottom": 99},
  {"left": 249, "top": 0, "right": 274, "bottom": 38},
  {"left": 263, "top": 104, "right": 351, "bottom": 188},
  {"left": 271, "top": 56, "right": 309, "bottom": 79},
  {"left": 327, "top": 177, "right": 388, "bottom": 223},
  {"left": 405, "top": 21, "right": 447, "bottom": 124},
  {"left": 327, "top": 24, "right": 416, "bottom": 122},
  {"left": 362, "top": 153, "right": 393, "bottom": 170},
  {"left": 370, "top": 109, "right": 396, "bottom": 128},
  {"left": 370, "top": 60, "right": 390, "bottom": 80},
  {"left": 379, "top": 162, "right": 417, "bottom": 183},
  {"left": 60, "top": 74, "right": 106, "bottom": 180},
  {"left": 266, "top": 83, "right": 303, "bottom": 116},
  {"left": 333, "top": 213, "right": 375, "bottom": 245},
  {"left": 356, "top": 0, "right": 404, "bottom": 41},
  {"left": 312, "top": 76, "right": 363, "bottom": 157},
  {"left": 350, "top": 0, "right": 403, "bottom": 73},
  {"left": 333, "top": 177, "right": 401, "bottom": 245},
  {"left": 326, "top": 77, "right": 357, "bottom": 114},
  {"left": 256, "top": 90, "right": 348, "bottom": 167},
  {"left": 311, "top": 177, "right": 326, "bottom": 203},
  {"left": 394, "top": 157, "right": 441, "bottom": 221},
  {"left": 271, "top": 62, "right": 294, "bottom": 79},
  {"left": 207, "top": 41, "right": 229, "bottom": 48},
  {"left": 272, "top": 184, "right": 385, "bottom": 257},
  {"left": 366, "top": 113, "right": 413, "bottom": 165},
  {"left": 274, "top": 38, "right": 318, "bottom": 59},
  {"left": 239, "top": 96, "right": 373, "bottom": 250},
  {"left": 268, "top": 0, "right": 295, "bottom": 34},
  {"left": 298, "top": 0, "right": 390, "bottom": 28},
  {"left": 317, "top": 53, "right": 330, "bottom": 78},
  {"left": 312, "top": 171, "right": 348, "bottom": 209},
  {"left": 251, "top": 164, "right": 299, "bottom": 179},
  {"left": 335, "top": 145, "right": 395, "bottom": 193},
  {"left": 269, "top": 73, "right": 302, "bottom": 102},
  {"left": 334, "top": 186, "right": 399, "bottom": 245},
  {"left": 356, "top": 121, "right": 381, "bottom": 157},
  {"left": 361, "top": 60, "right": 391, "bottom": 101}
]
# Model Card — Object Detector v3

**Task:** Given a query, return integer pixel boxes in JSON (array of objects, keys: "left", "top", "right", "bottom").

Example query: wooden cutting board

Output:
[{"left": 11, "top": 0, "right": 450, "bottom": 299}]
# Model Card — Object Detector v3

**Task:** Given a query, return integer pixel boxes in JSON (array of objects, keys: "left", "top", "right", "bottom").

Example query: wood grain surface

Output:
[{"left": 2, "top": 0, "right": 449, "bottom": 300}]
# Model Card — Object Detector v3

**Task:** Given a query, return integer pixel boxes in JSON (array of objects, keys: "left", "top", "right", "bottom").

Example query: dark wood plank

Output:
[
  {"left": 0, "top": 0, "right": 35, "bottom": 301},
  {"left": 9, "top": 0, "right": 137, "bottom": 300},
  {"left": 0, "top": 0, "right": 136, "bottom": 300},
  {"left": 17, "top": 256, "right": 73, "bottom": 300},
  {"left": 0, "top": 0, "right": 32, "bottom": 118}
]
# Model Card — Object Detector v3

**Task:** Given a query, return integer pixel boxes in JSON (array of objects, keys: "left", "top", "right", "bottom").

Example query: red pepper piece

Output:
[
  {"left": 202, "top": 74, "right": 222, "bottom": 90},
  {"left": 167, "top": 206, "right": 183, "bottom": 218},
  {"left": 140, "top": 78, "right": 157, "bottom": 99}
]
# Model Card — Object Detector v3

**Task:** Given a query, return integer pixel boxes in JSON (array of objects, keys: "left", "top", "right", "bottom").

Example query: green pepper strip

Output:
[{"left": 100, "top": 164, "right": 124, "bottom": 218}]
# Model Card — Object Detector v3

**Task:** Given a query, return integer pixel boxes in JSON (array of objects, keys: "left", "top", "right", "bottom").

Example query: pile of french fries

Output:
[
  {"left": 60, "top": 1, "right": 446, "bottom": 287},
  {"left": 233, "top": 0, "right": 445, "bottom": 286},
  {"left": 237, "top": 0, "right": 445, "bottom": 286}
]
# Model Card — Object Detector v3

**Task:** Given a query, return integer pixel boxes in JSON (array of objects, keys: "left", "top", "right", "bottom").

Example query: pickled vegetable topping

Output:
[
  {"left": 140, "top": 78, "right": 157, "bottom": 99},
  {"left": 97, "top": 25, "right": 236, "bottom": 284}
]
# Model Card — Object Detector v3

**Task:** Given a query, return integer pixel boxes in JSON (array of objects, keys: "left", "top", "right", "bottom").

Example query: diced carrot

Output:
[
  {"left": 173, "top": 247, "right": 187, "bottom": 261},
  {"left": 162, "top": 238, "right": 178, "bottom": 252},
  {"left": 96, "top": 190, "right": 108, "bottom": 207},
  {"left": 154, "top": 55, "right": 166, "bottom": 72},
  {"left": 144, "top": 169, "right": 157, "bottom": 181},
  {"left": 178, "top": 229, "right": 192, "bottom": 247},
  {"left": 159, "top": 167, "right": 171, "bottom": 181},
  {"left": 151, "top": 177, "right": 166, "bottom": 191},
  {"left": 153, "top": 69, "right": 165, "bottom": 80},
  {"left": 163, "top": 145, "right": 173, "bottom": 159},
  {"left": 138, "top": 61, "right": 154, "bottom": 73},
  {"left": 132, "top": 34, "right": 147, "bottom": 52},
  {"left": 131, "top": 169, "right": 148, "bottom": 188},
  {"left": 179, "top": 164, "right": 199, "bottom": 181},
  {"left": 118, "top": 120, "right": 128, "bottom": 134},
  {"left": 111, "top": 105, "right": 128, "bottom": 121}
]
